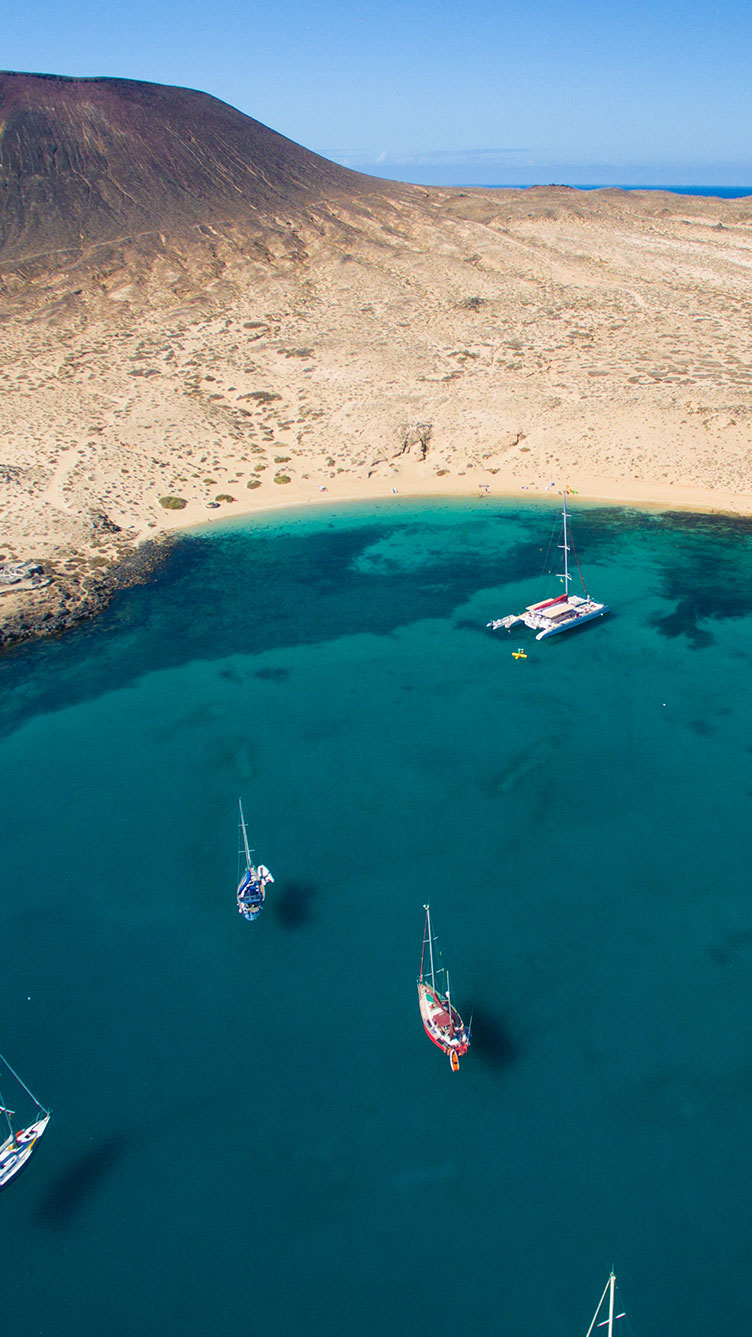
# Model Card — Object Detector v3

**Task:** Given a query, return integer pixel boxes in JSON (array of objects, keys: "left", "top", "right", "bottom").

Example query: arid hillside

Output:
[
  {"left": 0, "top": 71, "right": 407, "bottom": 269},
  {"left": 1, "top": 73, "right": 752, "bottom": 645}
]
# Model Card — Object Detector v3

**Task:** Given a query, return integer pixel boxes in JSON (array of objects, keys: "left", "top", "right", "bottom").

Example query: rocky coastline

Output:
[{"left": 0, "top": 534, "right": 172, "bottom": 653}]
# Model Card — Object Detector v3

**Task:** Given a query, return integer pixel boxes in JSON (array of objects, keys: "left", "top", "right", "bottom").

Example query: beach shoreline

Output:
[
  {"left": 4, "top": 184, "right": 752, "bottom": 651},
  {"left": 154, "top": 467, "right": 752, "bottom": 541},
  {"left": 3, "top": 467, "right": 751, "bottom": 656}
]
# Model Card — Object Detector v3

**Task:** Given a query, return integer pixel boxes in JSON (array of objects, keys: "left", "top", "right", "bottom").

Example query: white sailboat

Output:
[
  {"left": 585, "top": 1272, "right": 628, "bottom": 1336},
  {"left": 236, "top": 799, "right": 274, "bottom": 922},
  {"left": 488, "top": 492, "right": 609, "bottom": 639},
  {"left": 0, "top": 1052, "right": 51, "bottom": 1191}
]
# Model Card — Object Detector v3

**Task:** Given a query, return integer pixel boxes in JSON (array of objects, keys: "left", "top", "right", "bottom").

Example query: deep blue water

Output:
[
  {"left": 571, "top": 186, "right": 752, "bottom": 198},
  {"left": 472, "top": 185, "right": 752, "bottom": 198},
  {"left": 2, "top": 497, "right": 752, "bottom": 1336}
]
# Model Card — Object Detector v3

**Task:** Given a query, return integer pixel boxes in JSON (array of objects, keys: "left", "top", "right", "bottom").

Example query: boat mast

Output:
[
  {"left": 607, "top": 1272, "right": 615, "bottom": 1336},
  {"left": 585, "top": 1273, "right": 616, "bottom": 1337},
  {"left": 559, "top": 492, "right": 571, "bottom": 593},
  {"left": 423, "top": 904, "right": 437, "bottom": 990},
  {"left": 446, "top": 969, "right": 454, "bottom": 1038},
  {"left": 238, "top": 798, "right": 253, "bottom": 870}
]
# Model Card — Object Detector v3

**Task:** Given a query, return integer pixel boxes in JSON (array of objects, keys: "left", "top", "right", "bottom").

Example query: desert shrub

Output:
[
  {"left": 159, "top": 496, "right": 187, "bottom": 510},
  {"left": 274, "top": 474, "right": 291, "bottom": 484}
]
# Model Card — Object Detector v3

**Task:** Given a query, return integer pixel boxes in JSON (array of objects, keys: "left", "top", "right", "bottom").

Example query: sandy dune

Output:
[{"left": 2, "top": 182, "right": 752, "bottom": 642}]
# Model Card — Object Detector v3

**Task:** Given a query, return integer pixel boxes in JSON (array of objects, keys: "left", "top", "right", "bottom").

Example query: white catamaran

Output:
[
  {"left": 488, "top": 492, "right": 609, "bottom": 640},
  {"left": 0, "top": 1053, "right": 50, "bottom": 1191},
  {"left": 236, "top": 799, "right": 274, "bottom": 922},
  {"left": 585, "top": 1273, "right": 628, "bottom": 1337}
]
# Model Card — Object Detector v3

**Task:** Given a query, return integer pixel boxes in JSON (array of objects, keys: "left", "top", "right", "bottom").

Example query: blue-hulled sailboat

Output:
[{"left": 236, "top": 799, "right": 274, "bottom": 922}]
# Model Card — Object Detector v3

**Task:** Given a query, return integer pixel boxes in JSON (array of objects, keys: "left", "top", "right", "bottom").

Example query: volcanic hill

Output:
[{"left": 0, "top": 71, "right": 405, "bottom": 270}]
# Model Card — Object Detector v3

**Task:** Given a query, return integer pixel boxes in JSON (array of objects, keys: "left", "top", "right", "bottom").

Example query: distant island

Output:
[{"left": 1, "top": 70, "right": 751, "bottom": 647}]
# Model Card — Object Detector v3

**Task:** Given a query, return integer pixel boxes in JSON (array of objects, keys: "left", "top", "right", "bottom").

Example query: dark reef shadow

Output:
[
  {"left": 650, "top": 602, "right": 715, "bottom": 648},
  {"left": 272, "top": 879, "right": 316, "bottom": 930},
  {"left": 706, "top": 928, "right": 752, "bottom": 969},
  {"left": 470, "top": 1004, "right": 520, "bottom": 1071},
  {"left": 455, "top": 618, "right": 491, "bottom": 636},
  {"left": 34, "top": 1133, "right": 128, "bottom": 1229}
]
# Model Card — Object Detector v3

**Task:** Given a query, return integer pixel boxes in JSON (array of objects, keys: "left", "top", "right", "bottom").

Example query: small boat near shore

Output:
[
  {"left": 585, "top": 1272, "right": 628, "bottom": 1336},
  {"left": 417, "top": 905, "right": 470, "bottom": 1071},
  {"left": 0, "top": 1053, "right": 51, "bottom": 1191},
  {"left": 236, "top": 799, "right": 274, "bottom": 922},
  {"left": 488, "top": 492, "right": 609, "bottom": 640}
]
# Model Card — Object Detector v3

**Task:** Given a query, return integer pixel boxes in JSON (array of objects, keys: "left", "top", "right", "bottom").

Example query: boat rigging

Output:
[
  {"left": 417, "top": 904, "right": 471, "bottom": 1071},
  {"left": 488, "top": 492, "right": 609, "bottom": 640},
  {"left": 585, "top": 1272, "right": 629, "bottom": 1337}
]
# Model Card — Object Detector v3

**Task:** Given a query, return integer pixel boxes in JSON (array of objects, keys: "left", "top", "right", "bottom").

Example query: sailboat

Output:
[
  {"left": 487, "top": 492, "right": 609, "bottom": 639},
  {"left": 585, "top": 1273, "right": 628, "bottom": 1336},
  {"left": 0, "top": 1052, "right": 51, "bottom": 1191},
  {"left": 236, "top": 799, "right": 274, "bottom": 922},
  {"left": 417, "top": 904, "right": 471, "bottom": 1071}
]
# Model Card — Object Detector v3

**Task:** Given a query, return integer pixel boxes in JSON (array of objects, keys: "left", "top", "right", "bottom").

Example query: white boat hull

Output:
[
  {"left": 488, "top": 598, "right": 610, "bottom": 640},
  {"left": 534, "top": 602, "right": 610, "bottom": 638},
  {"left": 487, "top": 494, "right": 610, "bottom": 643},
  {"left": 0, "top": 1114, "right": 50, "bottom": 1190}
]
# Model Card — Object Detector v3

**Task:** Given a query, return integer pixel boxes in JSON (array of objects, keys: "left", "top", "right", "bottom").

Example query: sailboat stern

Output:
[
  {"left": 237, "top": 865, "right": 272, "bottom": 921},
  {"left": 417, "top": 983, "right": 471, "bottom": 1062}
]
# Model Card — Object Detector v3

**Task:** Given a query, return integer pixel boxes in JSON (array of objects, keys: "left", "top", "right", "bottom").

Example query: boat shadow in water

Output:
[
  {"left": 470, "top": 1005, "right": 520, "bottom": 1071},
  {"left": 34, "top": 1134, "right": 129, "bottom": 1229},
  {"left": 272, "top": 879, "right": 316, "bottom": 930}
]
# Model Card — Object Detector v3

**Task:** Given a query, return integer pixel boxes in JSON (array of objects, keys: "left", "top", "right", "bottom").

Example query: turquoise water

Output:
[{"left": 2, "top": 497, "right": 752, "bottom": 1336}]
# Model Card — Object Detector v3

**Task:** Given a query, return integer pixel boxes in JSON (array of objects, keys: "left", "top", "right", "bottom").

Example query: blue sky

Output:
[{"left": 4, "top": 0, "right": 752, "bottom": 184}]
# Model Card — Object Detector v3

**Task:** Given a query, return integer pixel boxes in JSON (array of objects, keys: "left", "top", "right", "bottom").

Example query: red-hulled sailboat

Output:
[{"left": 417, "top": 904, "right": 471, "bottom": 1071}]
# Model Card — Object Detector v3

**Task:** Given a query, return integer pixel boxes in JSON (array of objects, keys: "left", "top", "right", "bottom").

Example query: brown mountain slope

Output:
[{"left": 0, "top": 71, "right": 403, "bottom": 266}]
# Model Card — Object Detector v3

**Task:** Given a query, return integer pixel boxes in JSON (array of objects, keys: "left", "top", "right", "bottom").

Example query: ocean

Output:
[
  {"left": 2, "top": 497, "right": 752, "bottom": 1336},
  {"left": 475, "top": 186, "right": 752, "bottom": 198},
  {"left": 567, "top": 186, "right": 752, "bottom": 199}
]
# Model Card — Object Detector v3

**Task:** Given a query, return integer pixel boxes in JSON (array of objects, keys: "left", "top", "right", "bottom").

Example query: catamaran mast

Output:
[
  {"left": 559, "top": 492, "right": 571, "bottom": 592},
  {"left": 238, "top": 798, "right": 252, "bottom": 870},
  {"left": 424, "top": 904, "right": 436, "bottom": 990}
]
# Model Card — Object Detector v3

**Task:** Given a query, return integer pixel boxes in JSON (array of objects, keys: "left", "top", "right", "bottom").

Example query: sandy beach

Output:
[{"left": 2, "top": 182, "right": 752, "bottom": 643}]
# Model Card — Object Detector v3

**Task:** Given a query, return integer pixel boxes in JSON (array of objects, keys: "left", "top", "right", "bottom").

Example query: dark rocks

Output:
[
  {"left": 397, "top": 422, "right": 433, "bottom": 460},
  {"left": 89, "top": 508, "right": 122, "bottom": 534},
  {"left": 0, "top": 537, "right": 171, "bottom": 652}
]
